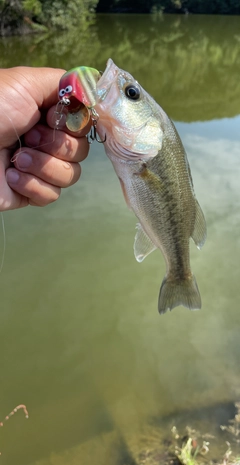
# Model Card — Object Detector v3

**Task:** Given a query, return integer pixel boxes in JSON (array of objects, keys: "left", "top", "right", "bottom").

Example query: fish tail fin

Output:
[{"left": 158, "top": 274, "right": 201, "bottom": 314}]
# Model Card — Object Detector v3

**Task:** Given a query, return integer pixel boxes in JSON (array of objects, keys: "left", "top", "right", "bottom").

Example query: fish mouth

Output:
[{"left": 96, "top": 58, "right": 118, "bottom": 102}]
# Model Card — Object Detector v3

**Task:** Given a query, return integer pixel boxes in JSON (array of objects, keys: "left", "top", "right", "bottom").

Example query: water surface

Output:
[{"left": 0, "top": 13, "right": 240, "bottom": 465}]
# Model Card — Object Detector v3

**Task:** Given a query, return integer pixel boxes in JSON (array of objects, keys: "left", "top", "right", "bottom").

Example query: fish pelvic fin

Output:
[
  {"left": 158, "top": 274, "right": 201, "bottom": 314},
  {"left": 191, "top": 200, "right": 207, "bottom": 250},
  {"left": 134, "top": 223, "right": 157, "bottom": 262}
]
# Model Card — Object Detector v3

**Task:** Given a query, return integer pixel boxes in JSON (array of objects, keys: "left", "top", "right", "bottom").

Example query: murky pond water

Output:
[{"left": 0, "top": 13, "right": 240, "bottom": 465}]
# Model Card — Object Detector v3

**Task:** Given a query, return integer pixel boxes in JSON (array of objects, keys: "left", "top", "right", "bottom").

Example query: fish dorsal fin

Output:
[
  {"left": 134, "top": 223, "right": 157, "bottom": 262},
  {"left": 191, "top": 200, "right": 207, "bottom": 250}
]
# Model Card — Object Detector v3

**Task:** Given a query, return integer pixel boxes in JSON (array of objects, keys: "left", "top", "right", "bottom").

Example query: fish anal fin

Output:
[
  {"left": 158, "top": 274, "right": 201, "bottom": 314},
  {"left": 134, "top": 223, "right": 157, "bottom": 262},
  {"left": 191, "top": 200, "right": 207, "bottom": 250}
]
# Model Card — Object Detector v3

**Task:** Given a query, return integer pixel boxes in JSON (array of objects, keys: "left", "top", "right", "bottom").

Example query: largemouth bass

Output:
[{"left": 80, "top": 59, "right": 207, "bottom": 314}]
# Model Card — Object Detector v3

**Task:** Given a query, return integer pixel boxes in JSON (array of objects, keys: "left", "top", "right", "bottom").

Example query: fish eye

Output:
[
  {"left": 124, "top": 84, "right": 140, "bottom": 100},
  {"left": 65, "top": 85, "right": 73, "bottom": 93},
  {"left": 59, "top": 88, "right": 65, "bottom": 97}
]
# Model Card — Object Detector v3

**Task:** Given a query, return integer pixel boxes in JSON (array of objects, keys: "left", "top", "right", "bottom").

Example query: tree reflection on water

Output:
[{"left": 0, "top": 14, "right": 239, "bottom": 122}]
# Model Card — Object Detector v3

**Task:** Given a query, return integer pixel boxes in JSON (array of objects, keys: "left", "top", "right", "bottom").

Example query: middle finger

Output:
[{"left": 24, "top": 124, "right": 90, "bottom": 162}]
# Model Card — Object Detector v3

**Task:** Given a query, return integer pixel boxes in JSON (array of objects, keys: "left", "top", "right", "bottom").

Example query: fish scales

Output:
[
  {"left": 111, "top": 137, "right": 194, "bottom": 277},
  {"left": 77, "top": 59, "right": 207, "bottom": 314}
]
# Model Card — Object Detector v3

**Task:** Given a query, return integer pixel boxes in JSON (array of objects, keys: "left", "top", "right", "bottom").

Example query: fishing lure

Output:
[{"left": 58, "top": 66, "right": 104, "bottom": 140}]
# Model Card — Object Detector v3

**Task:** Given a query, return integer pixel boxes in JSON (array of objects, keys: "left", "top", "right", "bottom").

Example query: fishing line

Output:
[
  {"left": 0, "top": 212, "right": 6, "bottom": 274},
  {"left": 0, "top": 113, "right": 21, "bottom": 274},
  {"left": 0, "top": 108, "right": 64, "bottom": 273}
]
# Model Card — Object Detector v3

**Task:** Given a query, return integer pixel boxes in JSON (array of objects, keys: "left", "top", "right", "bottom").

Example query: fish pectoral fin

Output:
[
  {"left": 134, "top": 223, "right": 157, "bottom": 262},
  {"left": 191, "top": 199, "right": 207, "bottom": 249}
]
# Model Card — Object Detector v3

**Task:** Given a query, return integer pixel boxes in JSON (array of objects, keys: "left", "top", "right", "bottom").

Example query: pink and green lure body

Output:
[{"left": 58, "top": 66, "right": 101, "bottom": 108}]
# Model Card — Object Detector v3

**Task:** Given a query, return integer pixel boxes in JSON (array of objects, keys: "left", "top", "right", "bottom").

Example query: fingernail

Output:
[
  {"left": 6, "top": 169, "right": 20, "bottom": 184},
  {"left": 26, "top": 129, "right": 41, "bottom": 146},
  {"left": 17, "top": 152, "right": 32, "bottom": 169}
]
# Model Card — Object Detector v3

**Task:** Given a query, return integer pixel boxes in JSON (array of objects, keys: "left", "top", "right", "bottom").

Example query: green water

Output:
[{"left": 0, "top": 13, "right": 240, "bottom": 465}]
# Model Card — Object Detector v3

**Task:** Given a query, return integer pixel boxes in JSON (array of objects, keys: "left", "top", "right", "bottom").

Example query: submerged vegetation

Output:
[
  {"left": 0, "top": 405, "right": 29, "bottom": 455},
  {"left": 171, "top": 425, "right": 239, "bottom": 465},
  {"left": 169, "top": 403, "right": 240, "bottom": 465},
  {"left": 127, "top": 403, "right": 240, "bottom": 465}
]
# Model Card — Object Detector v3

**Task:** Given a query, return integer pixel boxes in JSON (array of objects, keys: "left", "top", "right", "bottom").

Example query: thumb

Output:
[
  {"left": 0, "top": 67, "right": 66, "bottom": 149},
  {"left": 17, "top": 67, "right": 66, "bottom": 108},
  {"left": 2, "top": 67, "right": 66, "bottom": 109}
]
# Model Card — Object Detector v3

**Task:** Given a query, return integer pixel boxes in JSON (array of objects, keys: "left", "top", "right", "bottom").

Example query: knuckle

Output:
[
  {"left": 76, "top": 137, "right": 90, "bottom": 161},
  {"left": 27, "top": 178, "right": 61, "bottom": 206},
  {"left": 70, "top": 163, "right": 81, "bottom": 185},
  {"left": 62, "top": 162, "right": 81, "bottom": 187},
  {"left": 44, "top": 188, "right": 61, "bottom": 205}
]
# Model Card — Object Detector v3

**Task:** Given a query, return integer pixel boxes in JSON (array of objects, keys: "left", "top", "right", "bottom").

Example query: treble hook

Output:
[{"left": 87, "top": 108, "right": 106, "bottom": 144}]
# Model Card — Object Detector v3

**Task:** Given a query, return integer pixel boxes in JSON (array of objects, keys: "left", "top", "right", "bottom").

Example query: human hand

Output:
[{"left": 0, "top": 67, "right": 91, "bottom": 211}]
